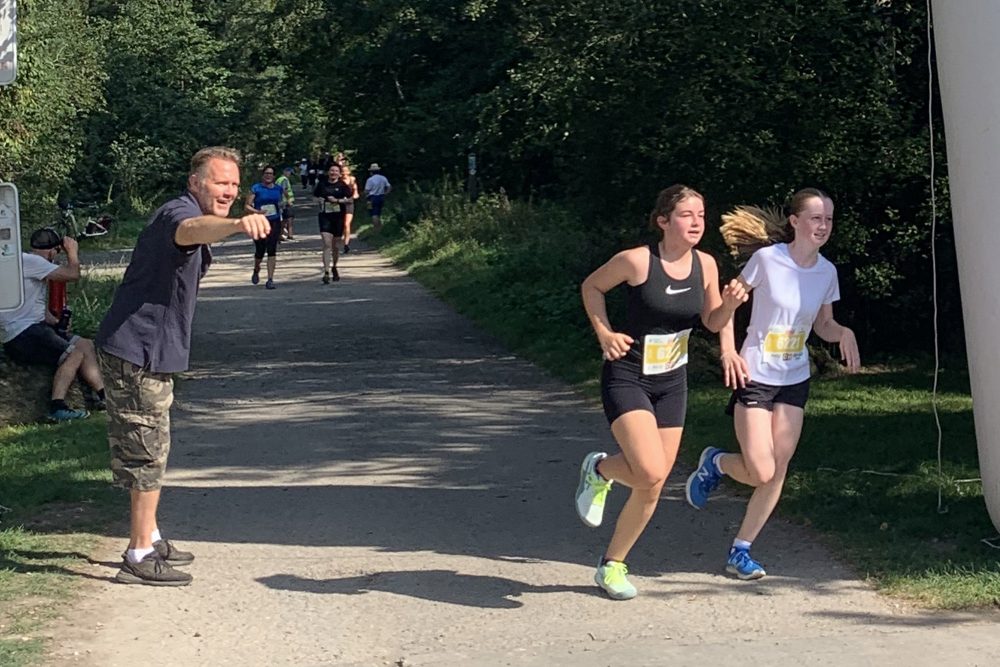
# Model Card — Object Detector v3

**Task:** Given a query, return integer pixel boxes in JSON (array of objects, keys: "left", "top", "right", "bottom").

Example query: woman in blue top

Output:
[{"left": 245, "top": 165, "right": 285, "bottom": 289}]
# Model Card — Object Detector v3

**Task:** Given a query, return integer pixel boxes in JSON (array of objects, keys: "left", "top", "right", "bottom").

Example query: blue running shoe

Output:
[
  {"left": 47, "top": 407, "right": 90, "bottom": 423},
  {"left": 685, "top": 446, "right": 723, "bottom": 509},
  {"left": 265, "top": 279, "right": 275, "bottom": 290},
  {"left": 251, "top": 270, "right": 260, "bottom": 285},
  {"left": 726, "top": 547, "right": 766, "bottom": 580}
]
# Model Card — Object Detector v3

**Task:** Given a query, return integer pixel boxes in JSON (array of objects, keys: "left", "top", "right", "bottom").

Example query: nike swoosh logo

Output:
[{"left": 665, "top": 286, "right": 692, "bottom": 295}]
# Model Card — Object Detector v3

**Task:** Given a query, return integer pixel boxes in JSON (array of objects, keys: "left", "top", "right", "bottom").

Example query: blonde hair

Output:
[
  {"left": 190, "top": 146, "right": 242, "bottom": 179},
  {"left": 648, "top": 185, "right": 704, "bottom": 231},
  {"left": 720, "top": 188, "right": 831, "bottom": 259}
]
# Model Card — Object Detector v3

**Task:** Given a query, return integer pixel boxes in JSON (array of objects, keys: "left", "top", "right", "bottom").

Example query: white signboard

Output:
[
  {"left": 0, "top": 183, "right": 24, "bottom": 311},
  {"left": 0, "top": 0, "right": 15, "bottom": 86}
]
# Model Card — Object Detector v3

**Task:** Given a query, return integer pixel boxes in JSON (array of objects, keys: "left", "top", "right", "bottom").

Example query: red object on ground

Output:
[{"left": 48, "top": 279, "right": 67, "bottom": 318}]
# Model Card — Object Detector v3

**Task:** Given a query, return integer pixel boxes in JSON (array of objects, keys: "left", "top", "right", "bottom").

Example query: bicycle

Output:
[{"left": 51, "top": 199, "right": 114, "bottom": 240}]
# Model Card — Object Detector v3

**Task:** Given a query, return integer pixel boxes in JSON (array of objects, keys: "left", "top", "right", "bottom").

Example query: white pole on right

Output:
[{"left": 930, "top": 0, "right": 1000, "bottom": 532}]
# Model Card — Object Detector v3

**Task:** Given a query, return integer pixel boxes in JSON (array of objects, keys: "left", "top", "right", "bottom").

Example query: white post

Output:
[
  {"left": 931, "top": 0, "right": 1000, "bottom": 532},
  {"left": 0, "top": 0, "right": 22, "bottom": 311},
  {"left": 0, "top": 0, "right": 16, "bottom": 85}
]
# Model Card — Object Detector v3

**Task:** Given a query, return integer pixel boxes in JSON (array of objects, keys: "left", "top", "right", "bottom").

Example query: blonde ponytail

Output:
[{"left": 720, "top": 205, "right": 790, "bottom": 260}]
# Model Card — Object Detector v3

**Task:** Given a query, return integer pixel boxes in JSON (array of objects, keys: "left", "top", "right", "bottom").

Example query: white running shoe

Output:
[{"left": 576, "top": 451, "right": 612, "bottom": 527}]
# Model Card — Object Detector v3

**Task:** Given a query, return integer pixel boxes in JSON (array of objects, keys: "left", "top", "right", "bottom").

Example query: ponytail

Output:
[{"left": 720, "top": 205, "right": 789, "bottom": 260}]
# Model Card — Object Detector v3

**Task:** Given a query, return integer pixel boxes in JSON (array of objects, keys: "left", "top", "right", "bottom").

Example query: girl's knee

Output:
[
  {"left": 632, "top": 465, "right": 668, "bottom": 490},
  {"left": 630, "top": 481, "right": 664, "bottom": 505},
  {"left": 745, "top": 459, "right": 776, "bottom": 486}
]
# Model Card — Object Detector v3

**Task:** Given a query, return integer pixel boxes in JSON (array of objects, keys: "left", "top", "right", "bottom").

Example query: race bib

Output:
[
  {"left": 642, "top": 329, "right": 691, "bottom": 375},
  {"left": 762, "top": 326, "right": 809, "bottom": 366},
  {"left": 322, "top": 200, "right": 341, "bottom": 213},
  {"left": 260, "top": 204, "right": 278, "bottom": 217}
]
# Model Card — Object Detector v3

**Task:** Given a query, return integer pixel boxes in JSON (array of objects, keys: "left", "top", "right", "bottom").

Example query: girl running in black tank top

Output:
[
  {"left": 621, "top": 242, "right": 705, "bottom": 365},
  {"left": 576, "top": 185, "right": 749, "bottom": 600}
]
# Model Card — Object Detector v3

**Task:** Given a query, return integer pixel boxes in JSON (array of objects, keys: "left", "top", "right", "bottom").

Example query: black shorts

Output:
[
  {"left": 318, "top": 212, "right": 345, "bottom": 236},
  {"left": 601, "top": 359, "right": 688, "bottom": 428},
  {"left": 343, "top": 201, "right": 355, "bottom": 215},
  {"left": 726, "top": 378, "right": 811, "bottom": 416},
  {"left": 253, "top": 218, "right": 282, "bottom": 258},
  {"left": 282, "top": 205, "right": 294, "bottom": 220},
  {"left": 3, "top": 323, "right": 80, "bottom": 367}
]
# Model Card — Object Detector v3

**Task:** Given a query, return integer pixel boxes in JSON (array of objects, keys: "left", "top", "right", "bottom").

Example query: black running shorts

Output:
[
  {"left": 318, "top": 212, "right": 345, "bottom": 236},
  {"left": 726, "top": 378, "right": 810, "bottom": 416},
  {"left": 601, "top": 359, "right": 688, "bottom": 428}
]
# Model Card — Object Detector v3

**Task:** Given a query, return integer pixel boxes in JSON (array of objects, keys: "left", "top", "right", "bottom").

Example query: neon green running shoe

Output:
[
  {"left": 575, "top": 451, "right": 612, "bottom": 527},
  {"left": 594, "top": 560, "right": 637, "bottom": 600}
]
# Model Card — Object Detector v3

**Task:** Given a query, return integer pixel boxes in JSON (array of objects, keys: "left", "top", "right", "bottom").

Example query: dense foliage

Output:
[{"left": 0, "top": 0, "right": 957, "bottom": 354}]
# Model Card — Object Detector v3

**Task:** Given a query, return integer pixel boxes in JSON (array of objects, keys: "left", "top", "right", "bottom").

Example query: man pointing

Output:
[{"left": 96, "top": 147, "right": 270, "bottom": 586}]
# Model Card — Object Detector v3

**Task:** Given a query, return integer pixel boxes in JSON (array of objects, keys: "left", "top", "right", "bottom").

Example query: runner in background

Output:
[
  {"left": 339, "top": 161, "right": 360, "bottom": 252},
  {"left": 313, "top": 163, "right": 353, "bottom": 283},
  {"left": 245, "top": 165, "right": 284, "bottom": 289},
  {"left": 364, "top": 163, "right": 391, "bottom": 232},
  {"left": 299, "top": 158, "right": 309, "bottom": 190},
  {"left": 276, "top": 167, "right": 296, "bottom": 240}
]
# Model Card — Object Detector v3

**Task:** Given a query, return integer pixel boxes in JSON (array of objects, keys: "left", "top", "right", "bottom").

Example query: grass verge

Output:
[
  {"left": 370, "top": 184, "right": 1000, "bottom": 609},
  {"left": 0, "top": 418, "right": 118, "bottom": 666}
]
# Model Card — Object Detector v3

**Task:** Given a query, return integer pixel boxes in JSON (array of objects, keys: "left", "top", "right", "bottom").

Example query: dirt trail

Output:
[{"left": 47, "top": 199, "right": 997, "bottom": 666}]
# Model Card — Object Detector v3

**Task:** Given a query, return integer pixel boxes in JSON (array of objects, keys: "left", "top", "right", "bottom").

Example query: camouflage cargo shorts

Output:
[{"left": 97, "top": 350, "right": 174, "bottom": 491}]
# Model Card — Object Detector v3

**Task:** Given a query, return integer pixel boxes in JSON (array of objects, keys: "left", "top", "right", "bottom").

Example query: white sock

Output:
[
  {"left": 127, "top": 546, "right": 155, "bottom": 564},
  {"left": 732, "top": 538, "right": 752, "bottom": 551},
  {"left": 150, "top": 529, "right": 162, "bottom": 543},
  {"left": 712, "top": 452, "right": 726, "bottom": 476}
]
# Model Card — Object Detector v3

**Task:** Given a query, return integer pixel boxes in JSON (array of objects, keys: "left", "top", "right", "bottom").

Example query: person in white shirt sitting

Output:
[{"left": 0, "top": 228, "right": 106, "bottom": 422}]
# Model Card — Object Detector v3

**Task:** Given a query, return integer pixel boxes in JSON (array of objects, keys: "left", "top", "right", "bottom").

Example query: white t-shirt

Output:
[
  {"left": 0, "top": 253, "right": 59, "bottom": 343},
  {"left": 364, "top": 173, "right": 391, "bottom": 196},
  {"left": 739, "top": 243, "right": 840, "bottom": 386}
]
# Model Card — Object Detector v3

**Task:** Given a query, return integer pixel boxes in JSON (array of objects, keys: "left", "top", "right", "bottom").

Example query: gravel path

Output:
[{"left": 46, "top": 199, "right": 998, "bottom": 666}]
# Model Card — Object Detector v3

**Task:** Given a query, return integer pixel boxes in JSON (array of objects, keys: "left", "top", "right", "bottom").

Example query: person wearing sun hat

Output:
[{"left": 363, "top": 162, "right": 392, "bottom": 231}]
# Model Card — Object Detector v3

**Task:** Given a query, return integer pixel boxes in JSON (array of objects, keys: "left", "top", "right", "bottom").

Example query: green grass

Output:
[
  {"left": 372, "top": 185, "right": 1000, "bottom": 609},
  {"left": 0, "top": 417, "right": 118, "bottom": 665},
  {"left": 66, "top": 271, "right": 122, "bottom": 339}
]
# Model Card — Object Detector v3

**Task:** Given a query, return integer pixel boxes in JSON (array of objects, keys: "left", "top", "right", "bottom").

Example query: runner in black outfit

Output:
[
  {"left": 575, "top": 184, "right": 748, "bottom": 600},
  {"left": 313, "top": 164, "right": 352, "bottom": 283}
]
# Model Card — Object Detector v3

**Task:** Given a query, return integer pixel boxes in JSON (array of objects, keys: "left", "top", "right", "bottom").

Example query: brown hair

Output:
[
  {"left": 190, "top": 146, "right": 242, "bottom": 179},
  {"left": 648, "top": 184, "right": 704, "bottom": 231},
  {"left": 787, "top": 187, "right": 829, "bottom": 217}
]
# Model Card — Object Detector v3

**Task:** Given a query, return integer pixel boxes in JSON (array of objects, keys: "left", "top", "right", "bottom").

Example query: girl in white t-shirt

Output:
[{"left": 684, "top": 188, "right": 861, "bottom": 580}]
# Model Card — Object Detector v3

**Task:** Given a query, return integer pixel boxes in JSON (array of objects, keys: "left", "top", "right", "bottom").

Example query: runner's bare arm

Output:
[
  {"left": 581, "top": 249, "right": 643, "bottom": 361},
  {"left": 813, "top": 303, "right": 861, "bottom": 372},
  {"left": 718, "top": 318, "right": 749, "bottom": 388},
  {"left": 244, "top": 191, "right": 261, "bottom": 215},
  {"left": 175, "top": 214, "right": 271, "bottom": 246}
]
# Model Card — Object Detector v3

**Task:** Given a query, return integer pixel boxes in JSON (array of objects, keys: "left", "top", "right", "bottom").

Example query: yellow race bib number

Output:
[
  {"left": 642, "top": 329, "right": 691, "bottom": 375},
  {"left": 762, "top": 326, "right": 808, "bottom": 364}
]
